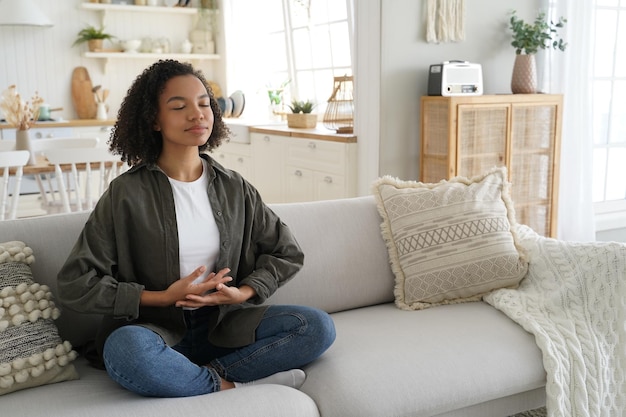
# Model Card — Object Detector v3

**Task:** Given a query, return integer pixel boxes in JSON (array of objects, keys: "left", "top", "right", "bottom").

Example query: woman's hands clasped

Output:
[
  {"left": 172, "top": 267, "right": 256, "bottom": 309},
  {"left": 140, "top": 266, "right": 256, "bottom": 308}
]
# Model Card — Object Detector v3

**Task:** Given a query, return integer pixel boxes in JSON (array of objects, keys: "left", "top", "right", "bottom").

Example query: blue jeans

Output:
[{"left": 102, "top": 305, "right": 336, "bottom": 397}]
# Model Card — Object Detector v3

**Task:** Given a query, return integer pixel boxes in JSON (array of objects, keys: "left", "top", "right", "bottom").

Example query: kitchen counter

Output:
[
  {"left": 249, "top": 124, "right": 356, "bottom": 143},
  {"left": 0, "top": 120, "right": 356, "bottom": 144},
  {"left": 0, "top": 119, "right": 116, "bottom": 130}
]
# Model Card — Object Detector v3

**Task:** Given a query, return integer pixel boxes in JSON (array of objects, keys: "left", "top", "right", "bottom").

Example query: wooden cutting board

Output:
[{"left": 71, "top": 67, "right": 97, "bottom": 119}]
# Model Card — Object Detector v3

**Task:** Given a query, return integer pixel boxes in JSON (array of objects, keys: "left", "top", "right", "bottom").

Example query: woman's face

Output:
[{"left": 154, "top": 74, "right": 214, "bottom": 150}]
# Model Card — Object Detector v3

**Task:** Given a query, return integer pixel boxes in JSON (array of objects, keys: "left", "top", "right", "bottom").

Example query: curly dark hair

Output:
[{"left": 109, "top": 59, "right": 229, "bottom": 166}]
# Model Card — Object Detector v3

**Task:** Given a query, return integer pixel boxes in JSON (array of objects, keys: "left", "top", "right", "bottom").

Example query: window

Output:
[
  {"left": 591, "top": 0, "right": 626, "bottom": 214},
  {"left": 224, "top": 0, "right": 353, "bottom": 120}
]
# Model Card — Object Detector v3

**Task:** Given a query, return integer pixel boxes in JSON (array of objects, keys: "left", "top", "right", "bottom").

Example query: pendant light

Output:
[{"left": 0, "top": 0, "right": 53, "bottom": 27}]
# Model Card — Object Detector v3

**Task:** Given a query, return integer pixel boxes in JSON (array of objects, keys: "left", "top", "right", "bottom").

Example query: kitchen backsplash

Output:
[{"left": 0, "top": 0, "right": 218, "bottom": 122}]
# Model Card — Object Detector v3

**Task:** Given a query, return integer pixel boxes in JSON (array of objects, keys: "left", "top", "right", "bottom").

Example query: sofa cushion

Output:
[
  {"left": 1, "top": 357, "right": 320, "bottom": 417},
  {"left": 301, "top": 302, "right": 546, "bottom": 417},
  {"left": 372, "top": 168, "right": 528, "bottom": 310},
  {"left": 268, "top": 196, "right": 396, "bottom": 312},
  {"left": 0, "top": 241, "right": 79, "bottom": 396}
]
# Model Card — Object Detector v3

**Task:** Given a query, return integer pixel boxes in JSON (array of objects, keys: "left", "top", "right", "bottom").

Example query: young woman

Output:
[{"left": 57, "top": 59, "right": 336, "bottom": 397}]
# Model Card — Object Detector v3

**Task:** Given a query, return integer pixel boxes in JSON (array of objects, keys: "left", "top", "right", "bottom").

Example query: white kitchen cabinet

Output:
[
  {"left": 250, "top": 133, "right": 286, "bottom": 203},
  {"left": 212, "top": 141, "right": 253, "bottom": 182},
  {"left": 1, "top": 126, "right": 73, "bottom": 141},
  {"left": 0, "top": 121, "right": 114, "bottom": 144},
  {"left": 284, "top": 138, "right": 355, "bottom": 202},
  {"left": 250, "top": 128, "right": 357, "bottom": 203}
]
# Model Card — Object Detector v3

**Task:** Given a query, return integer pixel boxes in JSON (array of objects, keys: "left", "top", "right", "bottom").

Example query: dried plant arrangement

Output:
[{"left": 0, "top": 85, "right": 44, "bottom": 130}]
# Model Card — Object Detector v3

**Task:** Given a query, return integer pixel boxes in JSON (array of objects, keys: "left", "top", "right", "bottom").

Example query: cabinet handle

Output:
[
  {"left": 308, "top": 142, "right": 316, "bottom": 149},
  {"left": 324, "top": 176, "right": 333, "bottom": 183},
  {"left": 219, "top": 154, "right": 225, "bottom": 159},
  {"left": 35, "top": 132, "right": 43, "bottom": 139},
  {"left": 264, "top": 135, "right": 270, "bottom": 142},
  {"left": 237, "top": 157, "right": 244, "bottom": 163},
  {"left": 294, "top": 170, "right": 303, "bottom": 177}
]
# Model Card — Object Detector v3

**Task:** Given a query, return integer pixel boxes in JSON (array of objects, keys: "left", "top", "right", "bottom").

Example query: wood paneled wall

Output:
[{"left": 0, "top": 0, "right": 215, "bottom": 121}]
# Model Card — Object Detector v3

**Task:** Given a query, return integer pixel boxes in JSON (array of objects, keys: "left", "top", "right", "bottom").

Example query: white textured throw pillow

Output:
[
  {"left": 0, "top": 241, "right": 79, "bottom": 395},
  {"left": 373, "top": 168, "right": 528, "bottom": 311}
]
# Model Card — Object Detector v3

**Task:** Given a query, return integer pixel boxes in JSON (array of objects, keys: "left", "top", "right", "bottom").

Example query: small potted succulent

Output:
[
  {"left": 72, "top": 25, "right": 115, "bottom": 52},
  {"left": 287, "top": 99, "right": 317, "bottom": 128}
]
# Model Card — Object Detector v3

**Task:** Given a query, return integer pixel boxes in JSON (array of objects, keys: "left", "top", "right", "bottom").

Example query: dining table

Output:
[
  {"left": 9, "top": 155, "right": 123, "bottom": 176},
  {"left": 8, "top": 155, "right": 124, "bottom": 214}
]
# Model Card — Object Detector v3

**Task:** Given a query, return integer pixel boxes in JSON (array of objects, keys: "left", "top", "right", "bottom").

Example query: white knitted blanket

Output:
[{"left": 484, "top": 226, "right": 626, "bottom": 417}]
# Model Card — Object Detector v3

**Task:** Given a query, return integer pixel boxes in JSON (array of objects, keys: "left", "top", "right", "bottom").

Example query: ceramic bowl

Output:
[{"left": 122, "top": 39, "right": 142, "bottom": 53}]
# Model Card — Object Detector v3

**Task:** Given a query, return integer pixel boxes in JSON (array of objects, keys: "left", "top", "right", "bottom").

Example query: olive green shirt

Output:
[{"left": 57, "top": 154, "right": 303, "bottom": 354}]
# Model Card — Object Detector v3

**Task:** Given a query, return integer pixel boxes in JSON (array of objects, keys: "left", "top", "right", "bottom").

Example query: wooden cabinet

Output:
[
  {"left": 250, "top": 127, "right": 357, "bottom": 203},
  {"left": 420, "top": 94, "right": 562, "bottom": 237}
]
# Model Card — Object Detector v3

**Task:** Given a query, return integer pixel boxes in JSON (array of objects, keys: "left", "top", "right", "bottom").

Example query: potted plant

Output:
[
  {"left": 508, "top": 10, "right": 567, "bottom": 93},
  {"left": 286, "top": 99, "right": 317, "bottom": 128},
  {"left": 72, "top": 25, "right": 115, "bottom": 52},
  {"left": 0, "top": 85, "right": 43, "bottom": 165}
]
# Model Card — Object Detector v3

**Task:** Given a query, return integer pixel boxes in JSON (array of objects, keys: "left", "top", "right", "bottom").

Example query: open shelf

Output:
[
  {"left": 80, "top": 3, "right": 198, "bottom": 15},
  {"left": 84, "top": 51, "right": 219, "bottom": 60},
  {"left": 84, "top": 51, "right": 219, "bottom": 73}
]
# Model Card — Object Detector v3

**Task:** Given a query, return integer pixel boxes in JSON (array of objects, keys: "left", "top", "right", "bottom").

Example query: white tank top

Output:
[{"left": 167, "top": 159, "right": 220, "bottom": 284}]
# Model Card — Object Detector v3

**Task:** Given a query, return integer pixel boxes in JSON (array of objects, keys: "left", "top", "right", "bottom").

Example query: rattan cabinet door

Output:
[
  {"left": 509, "top": 103, "right": 560, "bottom": 237},
  {"left": 456, "top": 104, "right": 510, "bottom": 177}
]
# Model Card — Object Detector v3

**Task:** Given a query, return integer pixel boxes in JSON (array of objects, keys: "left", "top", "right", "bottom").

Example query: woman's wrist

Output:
[
  {"left": 238, "top": 285, "right": 256, "bottom": 302},
  {"left": 140, "top": 290, "right": 173, "bottom": 307}
]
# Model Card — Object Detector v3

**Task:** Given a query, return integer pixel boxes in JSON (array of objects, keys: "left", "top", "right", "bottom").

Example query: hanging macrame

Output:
[{"left": 426, "top": 0, "right": 465, "bottom": 43}]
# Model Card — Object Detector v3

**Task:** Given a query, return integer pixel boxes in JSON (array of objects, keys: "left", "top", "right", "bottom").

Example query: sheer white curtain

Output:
[{"left": 540, "top": 0, "right": 596, "bottom": 241}]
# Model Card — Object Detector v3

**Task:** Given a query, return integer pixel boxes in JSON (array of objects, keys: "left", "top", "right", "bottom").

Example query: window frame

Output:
[{"left": 591, "top": 0, "right": 626, "bottom": 226}]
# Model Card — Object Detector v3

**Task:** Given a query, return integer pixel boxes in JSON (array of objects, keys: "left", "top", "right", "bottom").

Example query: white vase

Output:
[
  {"left": 96, "top": 103, "right": 108, "bottom": 121},
  {"left": 15, "top": 129, "right": 37, "bottom": 166}
]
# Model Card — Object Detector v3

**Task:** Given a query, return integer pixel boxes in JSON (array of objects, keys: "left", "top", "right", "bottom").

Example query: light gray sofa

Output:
[{"left": 0, "top": 196, "right": 548, "bottom": 417}]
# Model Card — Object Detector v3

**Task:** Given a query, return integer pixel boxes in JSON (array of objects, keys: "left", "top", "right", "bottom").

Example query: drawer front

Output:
[
  {"left": 314, "top": 171, "right": 347, "bottom": 201},
  {"left": 218, "top": 141, "right": 252, "bottom": 156},
  {"left": 286, "top": 139, "right": 347, "bottom": 175}
]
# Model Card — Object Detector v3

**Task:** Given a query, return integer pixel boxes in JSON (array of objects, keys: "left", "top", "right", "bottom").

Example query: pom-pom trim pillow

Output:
[
  {"left": 0, "top": 241, "right": 79, "bottom": 395},
  {"left": 372, "top": 167, "right": 528, "bottom": 311}
]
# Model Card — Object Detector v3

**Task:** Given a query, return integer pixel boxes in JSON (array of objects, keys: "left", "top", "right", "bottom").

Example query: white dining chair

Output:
[
  {"left": 0, "top": 150, "right": 31, "bottom": 220},
  {"left": 31, "top": 138, "right": 100, "bottom": 212},
  {"left": 44, "top": 147, "right": 126, "bottom": 213}
]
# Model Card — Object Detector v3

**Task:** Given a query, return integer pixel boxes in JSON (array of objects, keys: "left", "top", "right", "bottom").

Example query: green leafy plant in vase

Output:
[
  {"left": 73, "top": 25, "right": 115, "bottom": 52},
  {"left": 266, "top": 79, "right": 291, "bottom": 120},
  {"left": 287, "top": 99, "right": 317, "bottom": 129},
  {"left": 508, "top": 10, "right": 567, "bottom": 94}
]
